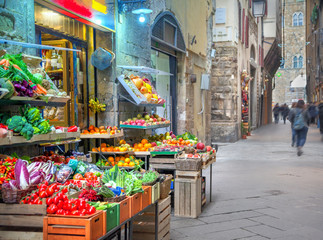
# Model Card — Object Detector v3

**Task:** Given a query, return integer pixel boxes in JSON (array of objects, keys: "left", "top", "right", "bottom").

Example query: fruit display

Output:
[
  {"left": 96, "top": 154, "right": 143, "bottom": 168},
  {"left": 124, "top": 74, "right": 166, "bottom": 104},
  {"left": 120, "top": 112, "right": 170, "bottom": 127},
  {"left": 82, "top": 125, "right": 120, "bottom": 135},
  {"left": 92, "top": 141, "right": 133, "bottom": 153},
  {"left": 88, "top": 98, "right": 106, "bottom": 113}
]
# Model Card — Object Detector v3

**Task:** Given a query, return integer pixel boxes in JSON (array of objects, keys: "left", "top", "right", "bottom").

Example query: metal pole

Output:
[{"left": 210, "top": 163, "right": 213, "bottom": 202}]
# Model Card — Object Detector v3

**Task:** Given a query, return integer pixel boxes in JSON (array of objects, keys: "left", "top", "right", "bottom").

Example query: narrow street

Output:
[{"left": 171, "top": 121, "right": 323, "bottom": 240}]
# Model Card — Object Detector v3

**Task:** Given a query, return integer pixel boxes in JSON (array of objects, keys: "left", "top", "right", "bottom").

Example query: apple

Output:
[
  {"left": 144, "top": 115, "right": 150, "bottom": 120},
  {"left": 151, "top": 142, "right": 157, "bottom": 147},
  {"left": 123, "top": 122, "right": 129, "bottom": 125},
  {"left": 130, "top": 120, "right": 134, "bottom": 124},
  {"left": 140, "top": 86, "right": 148, "bottom": 94},
  {"left": 169, "top": 131, "right": 173, "bottom": 135},
  {"left": 188, "top": 154, "right": 193, "bottom": 158},
  {"left": 171, "top": 134, "right": 176, "bottom": 139},
  {"left": 206, "top": 146, "right": 212, "bottom": 152},
  {"left": 153, "top": 118, "right": 157, "bottom": 122},
  {"left": 137, "top": 114, "right": 142, "bottom": 119},
  {"left": 161, "top": 118, "right": 166, "bottom": 122},
  {"left": 131, "top": 123, "right": 136, "bottom": 126},
  {"left": 157, "top": 118, "right": 162, "bottom": 122},
  {"left": 135, "top": 120, "right": 140, "bottom": 124}
]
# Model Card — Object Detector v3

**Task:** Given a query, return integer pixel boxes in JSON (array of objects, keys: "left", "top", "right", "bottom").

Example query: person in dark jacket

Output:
[
  {"left": 308, "top": 103, "right": 318, "bottom": 125},
  {"left": 281, "top": 103, "right": 290, "bottom": 124},
  {"left": 288, "top": 102, "right": 297, "bottom": 146},
  {"left": 273, "top": 103, "right": 280, "bottom": 124},
  {"left": 289, "top": 100, "right": 310, "bottom": 156},
  {"left": 318, "top": 102, "right": 323, "bottom": 141}
]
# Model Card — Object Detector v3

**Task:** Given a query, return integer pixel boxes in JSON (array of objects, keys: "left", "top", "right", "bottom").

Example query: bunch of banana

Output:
[{"left": 89, "top": 98, "right": 106, "bottom": 113}]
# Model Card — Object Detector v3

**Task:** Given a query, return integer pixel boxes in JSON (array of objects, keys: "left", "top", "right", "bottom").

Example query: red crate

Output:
[
  {"left": 119, "top": 196, "right": 131, "bottom": 224},
  {"left": 130, "top": 192, "right": 142, "bottom": 217}
]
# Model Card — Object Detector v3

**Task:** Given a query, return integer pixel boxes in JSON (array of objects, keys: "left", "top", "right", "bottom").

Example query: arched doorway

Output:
[{"left": 151, "top": 11, "right": 186, "bottom": 134}]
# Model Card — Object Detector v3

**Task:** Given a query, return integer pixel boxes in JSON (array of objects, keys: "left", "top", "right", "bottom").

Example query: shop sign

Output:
[{"left": 36, "top": 0, "right": 116, "bottom": 32}]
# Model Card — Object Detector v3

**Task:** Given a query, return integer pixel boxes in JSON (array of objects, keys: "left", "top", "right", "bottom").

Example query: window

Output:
[
  {"left": 293, "top": 13, "right": 298, "bottom": 26},
  {"left": 293, "top": 56, "right": 298, "bottom": 68},
  {"left": 298, "top": 13, "right": 303, "bottom": 26},
  {"left": 298, "top": 56, "right": 303, "bottom": 68}
]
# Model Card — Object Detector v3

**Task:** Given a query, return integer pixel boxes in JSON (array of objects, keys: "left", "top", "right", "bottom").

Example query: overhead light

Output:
[
  {"left": 252, "top": 0, "right": 266, "bottom": 17},
  {"left": 132, "top": 8, "right": 152, "bottom": 14},
  {"left": 94, "top": 19, "right": 102, "bottom": 25},
  {"left": 139, "top": 14, "right": 146, "bottom": 23}
]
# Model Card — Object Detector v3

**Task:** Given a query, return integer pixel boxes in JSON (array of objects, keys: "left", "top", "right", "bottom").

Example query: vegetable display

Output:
[{"left": 142, "top": 171, "right": 158, "bottom": 183}]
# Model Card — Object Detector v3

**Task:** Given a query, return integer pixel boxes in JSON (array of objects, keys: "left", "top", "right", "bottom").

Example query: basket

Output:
[
  {"left": 160, "top": 175, "right": 173, "bottom": 199},
  {"left": 141, "top": 171, "right": 159, "bottom": 186},
  {"left": 174, "top": 158, "right": 202, "bottom": 171},
  {"left": 1, "top": 184, "right": 37, "bottom": 203},
  {"left": 104, "top": 194, "right": 126, "bottom": 203}
]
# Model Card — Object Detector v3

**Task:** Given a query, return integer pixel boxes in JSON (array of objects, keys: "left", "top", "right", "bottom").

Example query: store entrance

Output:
[
  {"left": 151, "top": 50, "right": 177, "bottom": 134},
  {"left": 36, "top": 31, "right": 88, "bottom": 128}
]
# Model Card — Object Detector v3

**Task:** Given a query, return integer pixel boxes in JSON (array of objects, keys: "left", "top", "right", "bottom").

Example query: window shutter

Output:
[
  {"left": 265, "top": 0, "right": 268, "bottom": 16},
  {"left": 245, "top": 16, "right": 249, "bottom": 48},
  {"left": 242, "top": 9, "right": 245, "bottom": 44}
]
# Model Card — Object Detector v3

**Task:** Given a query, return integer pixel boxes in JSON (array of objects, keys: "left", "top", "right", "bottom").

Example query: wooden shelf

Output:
[
  {"left": 0, "top": 96, "right": 70, "bottom": 107},
  {"left": 46, "top": 69, "right": 63, "bottom": 74},
  {"left": 120, "top": 123, "right": 170, "bottom": 130},
  {"left": 80, "top": 130, "right": 124, "bottom": 139}
]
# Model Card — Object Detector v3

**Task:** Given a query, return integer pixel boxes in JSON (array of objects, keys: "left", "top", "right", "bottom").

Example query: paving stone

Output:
[
  {"left": 200, "top": 210, "right": 264, "bottom": 224},
  {"left": 248, "top": 215, "right": 302, "bottom": 230},
  {"left": 237, "top": 236, "right": 270, "bottom": 240},
  {"left": 243, "top": 224, "right": 285, "bottom": 238},
  {"left": 171, "top": 218, "right": 206, "bottom": 229},
  {"left": 203, "top": 228, "right": 256, "bottom": 240}
]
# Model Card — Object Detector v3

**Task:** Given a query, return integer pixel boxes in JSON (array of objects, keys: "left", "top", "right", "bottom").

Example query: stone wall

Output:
[
  {"left": 0, "top": 0, "right": 35, "bottom": 55},
  {"left": 210, "top": 46, "right": 239, "bottom": 142}
]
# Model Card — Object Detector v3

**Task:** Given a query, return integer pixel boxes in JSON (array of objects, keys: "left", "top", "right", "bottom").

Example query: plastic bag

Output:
[
  {"left": 76, "top": 161, "right": 89, "bottom": 176},
  {"left": 56, "top": 164, "right": 73, "bottom": 183},
  {"left": 68, "top": 159, "right": 79, "bottom": 171},
  {"left": 86, "top": 163, "right": 103, "bottom": 175},
  {"left": 91, "top": 48, "right": 115, "bottom": 70}
]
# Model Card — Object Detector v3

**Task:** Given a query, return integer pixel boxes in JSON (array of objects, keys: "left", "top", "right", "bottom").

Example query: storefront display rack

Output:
[
  {"left": 0, "top": 96, "right": 70, "bottom": 107},
  {"left": 120, "top": 123, "right": 170, "bottom": 130},
  {"left": 80, "top": 129, "right": 124, "bottom": 139}
]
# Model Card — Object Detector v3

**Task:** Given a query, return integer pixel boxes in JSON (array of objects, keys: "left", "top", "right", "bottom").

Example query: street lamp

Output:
[{"left": 252, "top": 0, "right": 266, "bottom": 18}]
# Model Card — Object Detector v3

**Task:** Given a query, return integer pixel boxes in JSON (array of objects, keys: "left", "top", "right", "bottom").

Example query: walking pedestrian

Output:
[
  {"left": 288, "top": 102, "right": 297, "bottom": 147},
  {"left": 289, "top": 100, "right": 310, "bottom": 156},
  {"left": 318, "top": 101, "right": 323, "bottom": 141},
  {"left": 308, "top": 103, "right": 318, "bottom": 125},
  {"left": 273, "top": 103, "right": 280, "bottom": 124},
  {"left": 281, "top": 103, "right": 289, "bottom": 124}
]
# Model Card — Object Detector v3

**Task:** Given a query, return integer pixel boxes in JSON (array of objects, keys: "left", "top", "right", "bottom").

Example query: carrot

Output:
[
  {"left": 12, "top": 64, "right": 22, "bottom": 71},
  {"left": 0, "top": 59, "right": 6, "bottom": 65},
  {"left": 36, "top": 84, "right": 47, "bottom": 95}
]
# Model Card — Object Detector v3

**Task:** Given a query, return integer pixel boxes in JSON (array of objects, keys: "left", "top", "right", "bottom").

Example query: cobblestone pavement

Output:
[{"left": 170, "top": 121, "right": 323, "bottom": 240}]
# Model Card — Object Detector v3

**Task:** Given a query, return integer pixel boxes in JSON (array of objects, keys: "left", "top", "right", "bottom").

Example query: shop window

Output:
[
  {"left": 293, "top": 56, "right": 298, "bottom": 68},
  {"left": 164, "top": 21, "right": 176, "bottom": 46},
  {"left": 298, "top": 56, "right": 303, "bottom": 68},
  {"left": 292, "top": 13, "right": 298, "bottom": 26}
]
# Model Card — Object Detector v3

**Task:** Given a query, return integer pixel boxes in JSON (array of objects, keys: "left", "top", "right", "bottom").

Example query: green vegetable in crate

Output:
[
  {"left": 76, "top": 161, "right": 88, "bottom": 176},
  {"left": 6, "top": 116, "right": 27, "bottom": 132},
  {"left": 142, "top": 171, "right": 158, "bottom": 183},
  {"left": 32, "top": 126, "right": 40, "bottom": 135},
  {"left": 36, "top": 119, "right": 51, "bottom": 134},
  {"left": 0, "top": 78, "right": 14, "bottom": 99},
  {"left": 26, "top": 107, "right": 41, "bottom": 123},
  {"left": 97, "top": 185, "right": 115, "bottom": 198},
  {"left": 20, "top": 123, "right": 34, "bottom": 140},
  {"left": 32, "top": 73, "right": 43, "bottom": 85}
]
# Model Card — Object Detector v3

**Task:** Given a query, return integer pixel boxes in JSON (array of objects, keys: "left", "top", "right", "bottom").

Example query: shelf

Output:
[
  {"left": 120, "top": 123, "right": 170, "bottom": 130},
  {"left": 150, "top": 151, "right": 178, "bottom": 156},
  {"left": 89, "top": 151, "right": 134, "bottom": 155},
  {"left": 39, "top": 139, "right": 81, "bottom": 147},
  {"left": 0, "top": 131, "right": 80, "bottom": 147},
  {"left": 118, "top": 65, "right": 173, "bottom": 76},
  {"left": 46, "top": 70, "right": 63, "bottom": 74},
  {"left": 80, "top": 130, "right": 124, "bottom": 139},
  {"left": 0, "top": 96, "right": 70, "bottom": 107}
]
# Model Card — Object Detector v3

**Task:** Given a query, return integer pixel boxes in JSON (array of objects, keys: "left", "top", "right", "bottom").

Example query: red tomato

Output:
[
  {"left": 84, "top": 172, "right": 93, "bottom": 179},
  {"left": 63, "top": 203, "right": 72, "bottom": 211},
  {"left": 88, "top": 206, "right": 96, "bottom": 214},
  {"left": 39, "top": 191, "right": 47, "bottom": 198},
  {"left": 46, "top": 198, "right": 53, "bottom": 205},
  {"left": 46, "top": 187, "right": 54, "bottom": 197},
  {"left": 57, "top": 200, "right": 64, "bottom": 210},
  {"left": 71, "top": 210, "right": 80, "bottom": 216},
  {"left": 53, "top": 196, "right": 60, "bottom": 205},
  {"left": 73, "top": 173, "right": 84, "bottom": 180},
  {"left": 47, "top": 204, "right": 58, "bottom": 214},
  {"left": 56, "top": 209, "right": 64, "bottom": 215}
]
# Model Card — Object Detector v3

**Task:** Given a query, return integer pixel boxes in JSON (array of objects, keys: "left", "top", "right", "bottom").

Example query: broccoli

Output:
[
  {"left": 32, "top": 126, "right": 40, "bottom": 135},
  {"left": 6, "top": 116, "right": 27, "bottom": 132},
  {"left": 20, "top": 123, "right": 34, "bottom": 140},
  {"left": 26, "top": 107, "right": 41, "bottom": 123},
  {"left": 37, "top": 119, "right": 51, "bottom": 134}
]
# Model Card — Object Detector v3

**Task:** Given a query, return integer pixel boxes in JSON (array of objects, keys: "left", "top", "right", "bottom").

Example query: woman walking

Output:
[
  {"left": 289, "top": 100, "right": 310, "bottom": 156},
  {"left": 273, "top": 103, "right": 280, "bottom": 124},
  {"left": 288, "top": 102, "right": 297, "bottom": 147}
]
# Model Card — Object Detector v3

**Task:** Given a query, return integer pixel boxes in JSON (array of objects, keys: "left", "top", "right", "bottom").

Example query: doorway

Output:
[{"left": 151, "top": 50, "right": 177, "bottom": 134}]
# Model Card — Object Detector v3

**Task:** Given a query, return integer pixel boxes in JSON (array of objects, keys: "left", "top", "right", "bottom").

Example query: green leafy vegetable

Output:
[
  {"left": 20, "top": 123, "right": 34, "bottom": 140},
  {"left": 6, "top": 116, "right": 27, "bottom": 132}
]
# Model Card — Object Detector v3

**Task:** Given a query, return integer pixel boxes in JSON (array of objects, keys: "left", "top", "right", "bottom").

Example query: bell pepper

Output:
[
  {"left": 67, "top": 125, "right": 78, "bottom": 132},
  {"left": 0, "top": 123, "right": 8, "bottom": 130}
]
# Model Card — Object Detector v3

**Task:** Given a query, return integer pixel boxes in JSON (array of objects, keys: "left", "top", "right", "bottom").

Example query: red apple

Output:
[{"left": 206, "top": 146, "right": 212, "bottom": 152}]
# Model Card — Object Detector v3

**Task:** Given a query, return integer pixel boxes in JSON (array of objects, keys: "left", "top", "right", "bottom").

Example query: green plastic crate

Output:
[{"left": 105, "top": 203, "right": 120, "bottom": 232}]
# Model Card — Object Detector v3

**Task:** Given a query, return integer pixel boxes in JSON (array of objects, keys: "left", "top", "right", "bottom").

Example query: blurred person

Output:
[
  {"left": 318, "top": 101, "right": 323, "bottom": 141},
  {"left": 273, "top": 103, "right": 280, "bottom": 124},
  {"left": 288, "top": 102, "right": 297, "bottom": 147},
  {"left": 289, "top": 100, "right": 310, "bottom": 156},
  {"left": 281, "top": 103, "right": 290, "bottom": 124},
  {"left": 308, "top": 102, "right": 318, "bottom": 125}
]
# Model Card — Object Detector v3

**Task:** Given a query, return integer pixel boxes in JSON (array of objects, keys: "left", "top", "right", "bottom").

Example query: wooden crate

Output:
[
  {"left": 202, "top": 152, "right": 216, "bottom": 169},
  {"left": 133, "top": 196, "right": 171, "bottom": 240},
  {"left": 43, "top": 210, "right": 106, "bottom": 240},
  {"left": 129, "top": 192, "right": 142, "bottom": 217},
  {"left": 0, "top": 203, "right": 46, "bottom": 240},
  {"left": 176, "top": 170, "right": 201, "bottom": 179},
  {"left": 150, "top": 156, "right": 175, "bottom": 170},
  {"left": 174, "top": 177, "right": 201, "bottom": 218},
  {"left": 142, "top": 186, "right": 152, "bottom": 209},
  {"left": 151, "top": 182, "right": 160, "bottom": 203}
]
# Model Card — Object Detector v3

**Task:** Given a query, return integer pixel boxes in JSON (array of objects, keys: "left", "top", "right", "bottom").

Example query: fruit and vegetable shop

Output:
[{"left": 0, "top": 0, "right": 216, "bottom": 239}]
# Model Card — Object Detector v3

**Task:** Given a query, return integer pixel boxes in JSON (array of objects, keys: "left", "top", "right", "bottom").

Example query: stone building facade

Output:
[{"left": 273, "top": 0, "right": 306, "bottom": 105}]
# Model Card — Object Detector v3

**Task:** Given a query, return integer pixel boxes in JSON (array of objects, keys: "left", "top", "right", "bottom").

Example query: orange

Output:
[
  {"left": 94, "top": 127, "right": 100, "bottom": 132},
  {"left": 119, "top": 140, "right": 126, "bottom": 145},
  {"left": 129, "top": 162, "right": 135, "bottom": 167},
  {"left": 108, "top": 156, "right": 114, "bottom": 162},
  {"left": 83, "top": 130, "right": 89, "bottom": 134},
  {"left": 110, "top": 130, "right": 115, "bottom": 135},
  {"left": 141, "top": 139, "right": 148, "bottom": 144},
  {"left": 115, "top": 156, "right": 120, "bottom": 162},
  {"left": 138, "top": 143, "right": 143, "bottom": 148},
  {"left": 100, "top": 130, "right": 107, "bottom": 134},
  {"left": 92, "top": 148, "right": 97, "bottom": 152},
  {"left": 123, "top": 162, "right": 129, "bottom": 167},
  {"left": 101, "top": 143, "right": 107, "bottom": 148},
  {"left": 101, "top": 147, "right": 107, "bottom": 152},
  {"left": 114, "top": 147, "right": 120, "bottom": 152},
  {"left": 89, "top": 125, "right": 95, "bottom": 131},
  {"left": 90, "top": 130, "right": 95, "bottom": 134},
  {"left": 118, "top": 162, "right": 123, "bottom": 167},
  {"left": 125, "top": 158, "right": 130, "bottom": 163},
  {"left": 140, "top": 147, "right": 146, "bottom": 151},
  {"left": 106, "top": 147, "right": 113, "bottom": 152},
  {"left": 120, "top": 156, "right": 125, "bottom": 161}
]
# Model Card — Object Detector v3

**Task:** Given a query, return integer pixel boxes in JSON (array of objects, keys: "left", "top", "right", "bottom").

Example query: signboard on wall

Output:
[
  {"left": 213, "top": 27, "right": 232, "bottom": 42},
  {"left": 215, "top": 8, "right": 226, "bottom": 24},
  {"left": 36, "top": 0, "right": 116, "bottom": 32}
]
